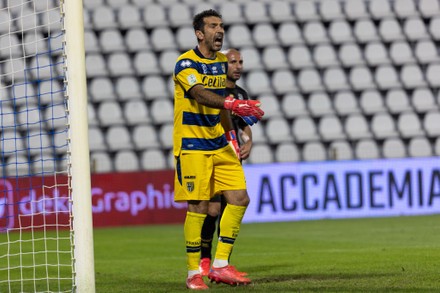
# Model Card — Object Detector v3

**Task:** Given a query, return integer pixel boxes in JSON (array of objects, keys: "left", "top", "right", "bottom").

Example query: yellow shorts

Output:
[{"left": 174, "top": 146, "right": 246, "bottom": 202}]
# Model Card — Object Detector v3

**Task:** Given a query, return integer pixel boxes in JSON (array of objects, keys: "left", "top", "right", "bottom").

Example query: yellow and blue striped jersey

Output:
[{"left": 173, "top": 47, "right": 229, "bottom": 156}]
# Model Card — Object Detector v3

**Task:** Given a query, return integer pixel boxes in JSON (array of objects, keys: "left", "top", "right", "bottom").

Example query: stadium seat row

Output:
[
  {"left": 83, "top": 61, "right": 440, "bottom": 99},
  {"left": 87, "top": 134, "right": 440, "bottom": 173},
  {"left": 82, "top": 17, "right": 440, "bottom": 56},
  {"left": 86, "top": 88, "right": 440, "bottom": 125},
  {"left": 248, "top": 136, "right": 440, "bottom": 164},
  {"left": 90, "top": 149, "right": 173, "bottom": 173},
  {"left": 243, "top": 64, "right": 440, "bottom": 96},
  {"left": 0, "top": 7, "right": 61, "bottom": 35},
  {"left": 82, "top": 38, "right": 439, "bottom": 76}
]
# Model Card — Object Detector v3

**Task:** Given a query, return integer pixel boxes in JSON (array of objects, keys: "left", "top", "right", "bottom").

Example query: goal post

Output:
[
  {"left": 64, "top": 0, "right": 96, "bottom": 292},
  {"left": 0, "top": 0, "right": 95, "bottom": 291}
]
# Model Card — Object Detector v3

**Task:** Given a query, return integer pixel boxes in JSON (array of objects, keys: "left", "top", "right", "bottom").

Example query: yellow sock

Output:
[
  {"left": 214, "top": 204, "right": 247, "bottom": 262},
  {"left": 184, "top": 211, "right": 207, "bottom": 272}
]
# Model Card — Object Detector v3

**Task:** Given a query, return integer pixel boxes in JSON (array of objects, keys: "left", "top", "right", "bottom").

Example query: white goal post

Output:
[
  {"left": 64, "top": 0, "right": 96, "bottom": 292},
  {"left": 0, "top": 0, "right": 95, "bottom": 292}
]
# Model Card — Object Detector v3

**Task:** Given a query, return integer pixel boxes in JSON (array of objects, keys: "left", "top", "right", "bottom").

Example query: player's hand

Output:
[
  {"left": 240, "top": 140, "right": 252, "bottom": 160},
  {"left": 224, "top": 95, "right": 264, "bottom": 126},
  {"left": 225, "top": 130, "right": 240, "bottom": 159}
]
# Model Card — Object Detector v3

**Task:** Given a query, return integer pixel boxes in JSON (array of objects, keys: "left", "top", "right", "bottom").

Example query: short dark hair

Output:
[{"left": 193, "top": 9, "right": 222, "bottom": 32}]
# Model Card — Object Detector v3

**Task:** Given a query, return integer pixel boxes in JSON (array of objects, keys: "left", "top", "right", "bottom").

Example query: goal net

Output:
[{"left": 0, "top": 0, "right": 94, "bottom": 292}]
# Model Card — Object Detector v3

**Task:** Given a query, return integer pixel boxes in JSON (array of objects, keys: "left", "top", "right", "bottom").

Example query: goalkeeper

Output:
[
  {"left": 199, "top": 48, "right": 253, "bottom": 277},
  {"left": 173, "top": 9, "right": 264, "bottom": 290}
]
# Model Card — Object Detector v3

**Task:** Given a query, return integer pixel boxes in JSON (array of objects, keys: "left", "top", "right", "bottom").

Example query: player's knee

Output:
[
  {"left": 208, "top": 201, "right": 221, "bottom": 216},
  {"left": 225, "top": 190, "right": 250, "bottom": 206},
  {"left": 208, "top": 207, "right": 221, "bottom": 217},
  {"left": 239, "top": 195, "right": 250, "bottom": 207},
  {"left": 188, "top": 200, "right": 209, "bottom": 214}
]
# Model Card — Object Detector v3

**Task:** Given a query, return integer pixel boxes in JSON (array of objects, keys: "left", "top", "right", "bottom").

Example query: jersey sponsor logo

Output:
[
  {"left": 202, "top": 75, "right": 226, "bottom": 88},
  {"left": 180, "top": 60, "right": 191, "bottom": 68},
  {"left": 187, "top": 74, "right": 197, "bottom": 85},
  {"left": 212, "top": 66, "right": 218, "bottom": 74},
  {"left": 201, "top": 64, "right": 208, "bottom": 74}
]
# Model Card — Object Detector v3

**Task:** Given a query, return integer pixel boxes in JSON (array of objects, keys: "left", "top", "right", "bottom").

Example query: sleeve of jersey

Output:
[
  {"left": 174, "top": 59, "right": 203, "bottom": 92},
  {"left": 237, "top": 116, "right": 248, "bottom": 130}
]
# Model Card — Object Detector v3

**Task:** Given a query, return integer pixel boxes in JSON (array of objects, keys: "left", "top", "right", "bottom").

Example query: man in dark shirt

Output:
[{"left": 199, "top": 48, "right": 253, "bottom": 277}]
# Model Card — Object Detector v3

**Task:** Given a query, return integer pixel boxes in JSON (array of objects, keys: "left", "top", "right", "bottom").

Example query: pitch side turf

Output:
[{"left": 93, "top": 214, "right": 440, "bottom": 293}]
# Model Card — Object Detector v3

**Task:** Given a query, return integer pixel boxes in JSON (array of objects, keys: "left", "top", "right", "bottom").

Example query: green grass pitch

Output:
[{"left": 93, "top": 214, "right": 440, "bottom": 293}]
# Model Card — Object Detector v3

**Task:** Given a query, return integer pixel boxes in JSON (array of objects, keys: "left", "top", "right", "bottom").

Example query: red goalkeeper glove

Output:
[
  {"left": 225, "top": 130, "right": 240, "bottom": 159},
  {"left": 224, "top": 95, "right": 264, "bottom": 126}
]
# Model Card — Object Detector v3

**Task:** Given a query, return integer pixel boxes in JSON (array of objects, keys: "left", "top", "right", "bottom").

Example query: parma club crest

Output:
[{"left": 186, "top": 182, "right": 194, "bottom": 192}]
